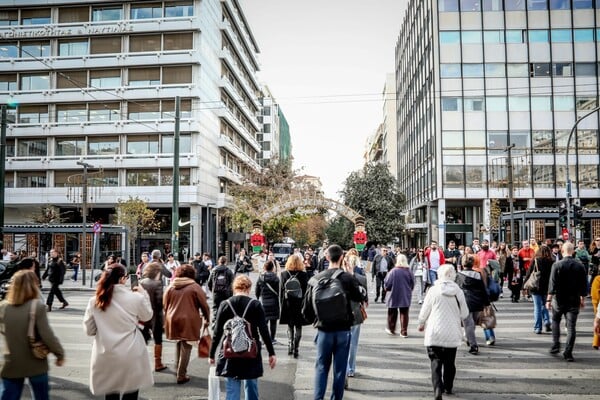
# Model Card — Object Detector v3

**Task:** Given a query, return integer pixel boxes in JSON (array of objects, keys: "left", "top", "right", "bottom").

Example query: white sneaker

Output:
[
  {"left": 385, "top": 328, "right": 396, "bottom": 336},
  {"left": 418, "top": 300, "right": 423, "bottom": 304}
]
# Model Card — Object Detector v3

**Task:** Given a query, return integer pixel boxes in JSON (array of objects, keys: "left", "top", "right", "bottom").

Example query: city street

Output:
[{"left": 4, "top": 274, "right": 600, "bottom": 400}]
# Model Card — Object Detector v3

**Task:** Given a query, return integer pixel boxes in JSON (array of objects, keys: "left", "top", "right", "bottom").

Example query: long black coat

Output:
[
  {"left": 279, "top": 270, "right": 309, "bottom": 326},
  {"left": 456, "top": 269, "right": 489, "bottom": 312},
  {"left": 255, "top": 272, "right": 281, "bottom": 321}
]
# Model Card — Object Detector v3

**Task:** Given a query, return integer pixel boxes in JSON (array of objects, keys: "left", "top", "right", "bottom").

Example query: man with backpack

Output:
[
  {"left": 302, "top": 245, "right": 366, "bottom": 400},
  {"left": 208, "top": 256, "right": 234, "bottom": 328}
]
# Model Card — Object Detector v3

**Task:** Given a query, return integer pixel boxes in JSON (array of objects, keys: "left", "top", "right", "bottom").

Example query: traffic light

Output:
[
  {"left": 558, "top": 200, "right": 568, "bottom": 227},
  {"left": 573, "top": 204, "right": 584, "bottom": 228}
]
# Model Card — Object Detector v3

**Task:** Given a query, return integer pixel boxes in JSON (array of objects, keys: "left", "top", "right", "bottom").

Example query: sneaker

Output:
[
  {"left": 400, "top": 332, "right": 408, "bottom": 338},
  {"left": 486, "top": 338, "right": 495, "bottom": 346},
  {"left": 534, "top": 330, "right": 542, "bottom": 334},
  {"left": 385, "top": 328, "right": 396, "bottom": 336},
  {"left": 271, "top": 339, "right": 280, "bottom": 345},
  {"left": 468, "top": 345, "right": 479, "bottom": 355},
  {"left": 499, "top": 293, "right": 503, "bottom": 298},
  {"left": 563, "top": 353, "right": 574, "bottom": 362},
  {"left": 347, "top": 372, "right": 355, "bottom": 378},
  {"left": 418, "top": 300, "right": 423, "bottom": 305},
  {"left": 545, "top": 323, "right": 552, "bottom": 333},
  {"left": 550, "top": 344, "right": 561, "bottom": 354}
]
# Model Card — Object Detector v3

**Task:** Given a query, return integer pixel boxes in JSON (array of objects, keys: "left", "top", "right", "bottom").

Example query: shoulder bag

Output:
[
  {"left": 523, "top": 259, "right": 541, "bottom": 292},
  {"left": 197, "top": 320, "right": 212, "bottom": 358},
  {"left": 28, "top": 301, "right": 50, "bottom": 360}
]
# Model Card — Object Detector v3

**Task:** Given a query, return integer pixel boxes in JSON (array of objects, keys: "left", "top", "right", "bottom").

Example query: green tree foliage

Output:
[
  {"left": 116, "top": 197, "right": 160, "bottom": 266},
  {"left": 325, "top": 216, "right": 354, "bottom": 249},
  {"left": 339, "top": 163, "right": 405, "bottom": 244}
]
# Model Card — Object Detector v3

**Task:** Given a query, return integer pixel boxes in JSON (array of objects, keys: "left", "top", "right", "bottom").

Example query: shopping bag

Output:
[{"left": 208, "top": 366, "right": 220, "bottom": 400}]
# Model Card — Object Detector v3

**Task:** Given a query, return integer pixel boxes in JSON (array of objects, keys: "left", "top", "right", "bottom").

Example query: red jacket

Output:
[{"left": 424, "top": 248, "right": 445, "bottom": 270}]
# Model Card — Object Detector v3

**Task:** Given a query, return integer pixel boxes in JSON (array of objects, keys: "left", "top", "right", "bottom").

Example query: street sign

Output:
[{"left": 93, "top": 222, "right": 102, "bottom": 233}]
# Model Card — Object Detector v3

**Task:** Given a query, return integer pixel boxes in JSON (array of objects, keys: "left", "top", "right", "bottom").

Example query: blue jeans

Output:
[
  {"left": 2, "top": 373, "right": 49, "bottom": 400},
  {"left": 484, "top": 328, "right": 495, "bottom": 341},
  {"left": 314, "top": 330, "right": 351, "bottom": 400},
  {"left": 347, "top": 324, "right": 361, "bottom": 375},
  {"left": 428, "top": 269, "right": 438, "bottom": 285},
  {"left": 225, "top": 378, "right": 258, "bottom": 400},
  {"left": 72, "top": 265, "right": 79, "bottom": 281},
  {"left": 532, "top": 294, "right": 550, "bottom": 332}
]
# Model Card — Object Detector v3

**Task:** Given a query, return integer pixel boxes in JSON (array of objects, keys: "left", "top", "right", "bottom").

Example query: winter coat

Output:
[
  {"left": 456, "top": 269, "right": 489, "bottom": 312},
  {"left": 192, "top": 259, "right": 209, "bottom": 284},
  {"left": 207, "top": 264, "right": 234, "bottom": 306},
  {"left": 523, "top": 257, "right": 553, "bottom": 296},
  {"left": 210, "top": 295, "right": 275, "bottom": 380},
  {"left": 83, "top": 285, "right": 154, "bottom": 396},
  {"left": 255, "top": 272, "right": 281, "bottom": 320},
  {"left": 163, "top": 277, "right": 210, "bottom": 341},
  {"left": 350, "top": 272, "right": 368, "bottom": 326},
  {"left": 371, "top": 254, "right": 395, "bottom": 277},
  {"left": 505, "top": 256, "right": 526, "bottom": 288},
  {"left": 139, "top": 277, "right": 163, "bottom": 332},
  {"left": 279, "top": 270, "right": 309, "bottom": 326},
  {"left": 42, "top": 257, "right": 66, "bottom": 284},
  {"left": 384, "top": 266, "right": 415, "bottom": 308},
  {"left": 418, "top": 280, "right": 469, "bottom": 348},
  {"left": 235, "top": 255, "right": 252, "bottom": 274}
]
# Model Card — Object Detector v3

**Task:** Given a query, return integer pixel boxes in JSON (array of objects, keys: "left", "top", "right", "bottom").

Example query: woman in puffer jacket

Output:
[{"left": 255, "top": 260, "right": 281, "bottom": 344}]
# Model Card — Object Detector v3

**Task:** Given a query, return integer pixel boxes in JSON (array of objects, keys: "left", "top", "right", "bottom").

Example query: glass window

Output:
[
  {"left": 575, "top": 62, "right": 596, "bottom": 76},
  {"left": 488, "top": 131, "right": 507, "bottom": 152},
  {"left": 92, "top": 6, "right": 122, "bottom": 21},
  {"left": 464, "top": 131, "right": 486, "bottom": 148},
  {"left": 163, "top": 32, "right": 193, "bottom": 50},
  {"left": 576, "top": 97, "right": 598, "bottom": 110},
  {"left": 466, "top": 167, "right": 484, "bottom": 188},
  {"left": 88, "top": 137, "right": 119, "bottom": 155},
  {"left": 16, "top": 172, "right": 46, "bottom": 188},
  {"left": 130, "top": 35, "right": 162, "bottom": 52},
  {"left": 577, "top": 130, "right": 598, "bottom": 154},
  {"left": 59, "top": 39, "right": 89, "bottom": 56},
  {"left": 17, "top": 139, "right": 47, "bottom": 157},
  {"left": 442, "top": 132, "right": 463, "bottom": 156},
  {"left": 549, "top": 0, "right": 570, "bottom": 9},
  {"left": 528, "top": 30, "right": 549, "bottom": 42},
  {"left": 127, "top": 170, "right": 159, "bottom": 186},
  {"left": 90, "top": 70, "right": 121, "bottom": 88},
  {"left": 484, "top": 30, "right": 504, "bottom": 43},
  {"left": 440, "top": 31, "right": 460, "bottom": 43},
  {"left": 573, "top": 0, "right": 593, "bottom": 7},
  {"left": 165, "top": 1, "right": 194, "bottom": 17},
  {"left": 510, "top": 131, "right": 530, "bottom": 153},
  {"left": 440, "top": 0, "right": 460, "bottom": 11},
  {"left": 531, "top": 96, "right": 552, "bottom": 111},
  {"left": 18, "top": 105, "right": 48, "bottom": 124},
  {"left": 161, "top": 135, "right": 191, "bottom": 153},
  {"left": 461, "top": 0, "right": 481, "bottom": 11},
  {"left": 162, "top": 66, "right": 192, "bottom": 84},
  {"left": 528, "top": 0, "right": 548, "bottom": 9},
  {"left": 483, "top": 0, "right": 503, "bottom": 10},
  {"left": 0, "top": 42, "right": 18, "bottom": 58},
  {"left": 57, "top": 104, "right": 87, "bottom": 123},
  {"left": 554, "top": 96, "right": 574, "bottom": 111},
  {"left": 131, "top": 3, "right": 162, "bottom": 19},
  {"left": 485, "top": 63, "right": 505, "bottom": 77},
  {"left": 89, "top": 102, "right": 120, "bottom": 121},
  {"left": 56, "top": 137, "right": 86, "bottom": 156},
  {"left": 441, "top": 97, "right": 461, "bottom": 111},
  {"left": 553, "top": 63, "right": 572, "bottom": 76},
  {"left": 464, "top": 98, "right": 484, "bottom": 111},
  {"left": 128, "top": 101, "right": 160, "bottom": 119},
  {"left": 57, "top": 70, "right": 87, "bottom": 89},
  {"left": 505, "top": 0, "right": 526, "bottom": 9},
  {"left": 579, "top": 165, "right": 598, "bottom": 189},
  {"left": 509, "top": 96, "right": 530, "bottom": 111},
  {"left": 551, "top": 29, "right": 572, "bottom": 43},
  {"left": 97, "top": 170, "right": 119, "bottom": 187},
  {"left": 20, "top": 41, "right": 50, "bottom": 58},
  {"left": 58, "top": 6, "right": 89, "bottom": 23},
  {"left": 0, "top": 74, "right": 17, "bottom": 91},
  {"left": 21, "top": 9, "right": 51, "bottom": 25},
  {"left": 486, "top": 97, "right": 507, "bottom": 111},
  {"left": 129, "top": 68, "right": 160, "bottom": 86},
  {"left": 444, "top": 166, "right": 464, "bottom": 188},
  {"left": 533, "top": 165, "right": 554, "bottom": 188},
  {"left": 574, "top": 29, "right": 594, "bottom": 42},
  {"left": 127, "top": 135, "right": 159, "bottom": 154},
  {"left": 440, "top": 64, "right": 461, "bottom": 78},
  {"left": 462, "top": 31, "right": 482, "bottom": 43},
  {"left": 0, "top": 10, "right": 18, "bottom": 26},
  {"left": 505, "top": 30, "right": 524, "bottom": 43},
  {"left": 161, "top": 99, "right": 192, "bottom": 119},
  {"left": 160, "top": 168, "right": 190, "bottom": 185},
  {"left": 90, "top": 36, "right": 121, "bottom": 54},
  {"left": 20, "top": 74, "right": 50, "bottom": 91},
  {"left": 532, "top": 130, "right": 553, "bottom": 154},
  {"left": 532, "top": 63, "right": 551, "bottom": 77},
  {"left": 463, "top": 64, "right": 484, "bottom": 77}
]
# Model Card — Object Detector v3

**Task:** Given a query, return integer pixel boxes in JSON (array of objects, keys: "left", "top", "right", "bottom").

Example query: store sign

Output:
[{"left": 1, "top": 24, "right": 133, "bottom": 39}]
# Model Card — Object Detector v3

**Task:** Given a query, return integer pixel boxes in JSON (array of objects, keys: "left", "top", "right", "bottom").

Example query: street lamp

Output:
[
  {"left": 76, "top": 161, "right": 92, "bottom": 285},
  {"left": 564, "top": 104, "right": 600, "bottom": 240}
]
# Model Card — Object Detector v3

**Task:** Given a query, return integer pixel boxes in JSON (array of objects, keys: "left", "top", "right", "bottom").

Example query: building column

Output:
[
  {"left": 438, "top": 199, "right": 446, "bottom": 248},
  {"left": 482, "top": 198, "right": 491, "bottom": 242},
  {"left": 190, "top": 205, "right": 201, "bottom": 257}
]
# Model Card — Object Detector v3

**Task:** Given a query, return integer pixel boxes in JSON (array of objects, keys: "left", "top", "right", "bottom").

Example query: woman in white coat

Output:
[
  {"left": 417, "top": 264, "right": 469, "bottom": 400},
  {"left": 83, "top": 264, "right": 154, "bottom": 400}
]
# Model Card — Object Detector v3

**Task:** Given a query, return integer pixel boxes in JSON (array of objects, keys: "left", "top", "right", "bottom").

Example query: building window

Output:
[
  {"left": 18, "top": 105, "right": 48, "bottom": 124},
  {"left": 89, "top": 103, "right": 120, "bottom": 121},
  {"left": 90, "top": 36, "right": 121, "bottom": 54},
  {"left": 485, "top": 63, "right": 505, "bottom": 77},
  {"left": 486, "top": 97, "right": 507, "bottom": 111},
  {"left": 56, "top": 137, "right": 86, "bottom": 156},
  {"left": 528, "top": 30, "right": 549, "bottom": 42},
  {"left": 165, "top": 1, "right": 194, "bottom": 17},
  {"left": 579, "top": 165, "right": 599, "bottom": 189},
  {"left": 551, "top": 29, "right": 572, "bottom": 43},
  {"left": 440, "top": 31, "right": 461, "bottom": 43},
  {"left": 161, "top": 99, "right": 192, "bottom": 118},
  {"left": 88, "top": 137, "right": 119, "bottom": 155},
  {"left": 90, "top": 70, "right": 121, "bottom": 88},
  {"left": 92, "top": 6, "right": 122, "bottom": 21},
  {"left": 20, "top": 41, "right": 50, "bottom": 58},
  {"left": 553, "top": 63, "right": 573, "bottom": 76},
  {"left": 441, "top": 97, "right": 462, "bottom": 111},
  {"left": 442, "top": 131, "right": 464, "bottom": 153},
  {"left": 483, "top": 0, "right": 503, "bottom": 10},
  {"left": 509, "top": 96, "right": 530, "bottom": 111},
  {"left": 533, "top": 165, "right": 555, "bottom": 188},
  {"left": 127, "top": 170, "right": 159, "bottom": 186},
  {"left": 463, "top": 63, "right": 484, "bottom": 77},
  {"left": 0, "top": 42, "right": 17, "bottom": 58},
  {"left": 21, "top": 9, "right": 51, "bottom": 25},
  {"left": 59, "top": 39, "right": 89, "bottom": 56},
  {"left": 575, "top": 62, "right": 596, "bottom": 76},
  {"left": 160, "top": 169, "right": 190, "bottom": 185},
  {"left": 549, "top": 0, "right": 570, "bottom": 9},
  {"left": 130, "top": 35, "right": 162, "bottom": 52},
  {"left": 129, "top": 68, "right": 160, "bottom": 86},
  {"left": 161, "top": 135, "right": 191, "bottom": 153},
  {"left": 573, "top": 0, "right": 593, "bottom": 7},
  {"left": 0, "top": 74, "right": 17, "bottom": 91},
  {"left": 130, "top": 3, "right": 162, "bottom": 19},
  {"left": 574, "top": 29, "right": 594, "bottom": 42},
  {"left": 532, "top": 130, "right": 553, "bottom": 154},
  {"left": 554, "top": 96, "right": 574, "bottom": 111},
  {"left": 17, "top": 139, "right": 47, "bottom": 157},
  {"left": 0, "top": 10, "right": 18, "bottom": 26},
  {"left": 57, "top": 104, "right": 87, "bottom": 123},
  {"left": 58, "top": 6, "right": 89, "bottom": 23},
  {"left": 461, "top": 0, "right": 481, "bottom": 11},
  {"left": 127, "top": 135, "right": 159, "bottom": 154},
  {"left": 57, "top": 70, "right": 87, "bottom": 89},
  {"left": 440, "top": 64, "right": 461, "bottom": 78},
  {"left": 17, "top": 172, "right": 46, "bottom": 188},
  {"left": 528, "top": 0, "right": 548, "bottom": 10},
  {"left": 507, "top": 63, "right": 529, "bottom": 77},
  {"left": 466, "top": 167, "right": 484, "bottom": 188},
  {"left": 488, "top": 131, "right": 508, "bottom": 152},
  {"left": 462, "top": 31, "right": 482, "bottom": 43},
  {"left": 128, "top": 101, "right": 160, "bottom": 119},
  {"left": 505, "top": 30, "right": 525, "bottom": 43},
  {"left": 444, "top": 166, "right": 464, "bottom": 188},
  {"left": 531, "top": 63, "right": 551, "bottom": 77},
  {"left": 577, "top": 130, "right": 598, "bottom": 154},
  {"left": 464, "top": 98, "right": 485, "bottom": 111},
  {"left": 531, "top": 96, "right": 552, "bottom": 111},
  {"left": 162, "top": 66, "right": 192, "bottom": 84},
  {"left": 20, "top": 74, "right": 50, "bottom": 91},
  {"left": 483, "top": 30, "right": 504, "bottom": 43},
  {"left": 576, "top": 97, "right": 598, "bottom": 110},
  {"left": 505, "top": 0, "right": 526, "bottom": 9},
  {"left": 163, "top": 32, "right": 193, "bottom": 50}
]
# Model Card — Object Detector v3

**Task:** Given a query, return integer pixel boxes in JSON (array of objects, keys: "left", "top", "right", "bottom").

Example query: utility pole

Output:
[
  {"left": 0, "top": 106, "right": 7, "bottom": 250},
  {"left": 75, "top": 161, "right": 92, "bottom": 285},
  {"left": 171, "top": 97, "right": 181, "bottom": 258},
  {"left": 505, "top": 144, "right": 515, "bottom": 245}
]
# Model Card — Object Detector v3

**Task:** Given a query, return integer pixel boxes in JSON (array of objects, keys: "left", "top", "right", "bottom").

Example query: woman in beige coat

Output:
[
  {"left": 163, "top": 264, "right": 210, "bottom": 384},
  {"left": 83, "top": 264, "right": 153, "bottom": 400}
]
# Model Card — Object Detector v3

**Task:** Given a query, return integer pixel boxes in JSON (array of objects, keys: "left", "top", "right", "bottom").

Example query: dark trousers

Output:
[
  {"left": 375, "top": 271, "right": 387, "bottom": 300},
  {"left": 46, "top": 283, "right": 66, "bottom": 306},
  {"left": 105, "top": 390, "right": 138, "bottom": 400},
  {"left": 387, "top": 307, "right": 409, "bottom": 335},
  {"left": 551, "top": 303, "right": 579, "bottom": 356},
  {"left": 268, "top": 319, "right": 277, "bottom": 341},
  {"left": 427, "top": 346, "right": 457, "bottom": 394}
]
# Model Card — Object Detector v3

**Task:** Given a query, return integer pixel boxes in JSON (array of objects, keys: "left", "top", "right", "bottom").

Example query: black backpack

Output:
[
  {"left": 311, "top": 269, "right": 349, "bottom": 325},
  {"left": 213, "top": 268, "right": 230, "bottom": 294},
  {"left": 284, "top": 272, "right": 303, "bottom": 300}
]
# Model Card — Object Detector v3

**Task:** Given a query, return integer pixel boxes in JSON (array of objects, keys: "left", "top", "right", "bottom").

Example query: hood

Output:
[
  {"left": 261, "top": 271, "right": 278, "bottom": 283},
  {"left": 171, "top": 277, "right": 196, "bottom": 289},
  {"left": 438, "top": 280, "right": 461, "bottom": 296}
]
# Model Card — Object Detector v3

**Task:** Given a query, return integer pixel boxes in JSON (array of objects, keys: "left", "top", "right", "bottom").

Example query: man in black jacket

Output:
[
  {"left": 546, "top": 242, "right": 588, "bottom": 362},
  {"left": 42, "top": 248, "right": 68, "bottom": 311},
  {"left": 371, "top": 247, "right": 395, "bottom": 303}
]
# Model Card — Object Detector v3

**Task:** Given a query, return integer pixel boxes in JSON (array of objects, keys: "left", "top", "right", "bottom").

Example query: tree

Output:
[
  {"left": 339, "top": 163, "right": 405, "bottom": 244},
  {"left": 325, "top": 215, "right": 354, "bottom": 249},
  {"left": 31, "top": 206, "right": 67, "bottom": 224},
  {"left": 116, "top": 197, "right": 160, "bottom": 269}
]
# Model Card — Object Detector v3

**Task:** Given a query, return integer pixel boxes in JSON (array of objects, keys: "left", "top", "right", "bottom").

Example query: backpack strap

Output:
[
  {"left": 241, "top": 298, "right": 254, "bottom": 319},
  {"left": 265, "top": 282, "right": 279, "bottom": 297},
  {"left": 331, "top": 268, "right": 344, "bottom": 280},
  {"left": 225, "top": 299, "right": 239, "bottom": 317}
]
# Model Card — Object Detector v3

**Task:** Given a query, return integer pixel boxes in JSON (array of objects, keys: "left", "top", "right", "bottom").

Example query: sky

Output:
[{"left": 240, "top": 0, "right": 408, "bottom": 199}]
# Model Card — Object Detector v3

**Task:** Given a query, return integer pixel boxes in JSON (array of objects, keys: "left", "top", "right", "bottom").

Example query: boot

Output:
[
  {"left": 154, "top": 344, "right": 167, "bottom": 372},
  {"left": 287, "top": 328, "right": 294, "bottom": 355},
  {"left": 293, "top": 335, "right": 301, "bottom": 358}
]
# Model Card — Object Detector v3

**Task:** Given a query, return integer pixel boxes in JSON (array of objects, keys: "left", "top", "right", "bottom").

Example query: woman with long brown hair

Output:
[
  {"left": 279, "top": 254, "right": 309, "bottom": 358},
  {"left": 0, "top": 269, "right": 64, "bottom": 399},
  {"left": 140, "top": 262, "right": 167, "bottom": 371},
  {"left": 84, "top": 264, "right": 154, "bottom": 400}
]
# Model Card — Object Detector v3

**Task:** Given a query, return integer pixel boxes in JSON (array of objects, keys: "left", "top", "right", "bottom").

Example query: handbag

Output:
[
  {"left": 28, "top": 301, "right": 50, "bottom": 360},
  {"left": 477, "top": 304, "right": 497, "bottom": 329},
  {"left": 198, "top": 322, "right": 212, "bottom": 358},
  {"left": 359, "top": 303, "right": 368, "bottom": 321},
  {"left": 523, "top": 260, "right": 541, "bottom": 291}
]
